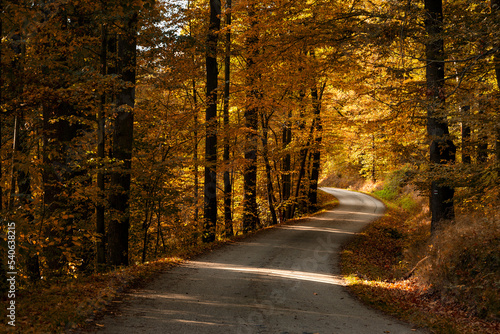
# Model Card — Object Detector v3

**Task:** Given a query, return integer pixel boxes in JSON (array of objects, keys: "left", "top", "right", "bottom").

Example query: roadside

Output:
[{"left": 339, "top": 180, "right": 500, "bottom": 334}]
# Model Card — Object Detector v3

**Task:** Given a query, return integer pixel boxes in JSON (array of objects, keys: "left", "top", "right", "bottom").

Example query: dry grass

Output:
[{"left": 418, "top": 214, "right": 500, "bottom": 321}]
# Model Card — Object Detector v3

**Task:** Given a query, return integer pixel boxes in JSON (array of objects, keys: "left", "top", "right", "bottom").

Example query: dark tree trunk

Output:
[
  {"left": 242, "top": 5, "right": 260, "bottom": 233},
  {"left": 281, "top": 111, "right": 292, "bottom": 221},
  {"left": 96, "top": 24, "right": 107, "bottom": 266},
  {"left": 260, "top": 113, "right": 278, "bottom": 226},
  {"left": 203, "top": 0, "right": 221, "bottom": 243},
  {"left": 424, "top": 0, "right": 456, "bottom": 233},
  {"left": 107, "top": 12, "right": 137, "bottom": 266},
  {"left": 193, "top": 81, "right": 199, "bottom": 223},
  {"left": 308, "top": 85, "right": 323, "bottom": 212},
  {"left": 461, "top": 106, "right": 471, "bottom": 164},
  {"left": 291, "top": 121, "right": 314, "bottom": 218},
  {"left": 223, "top": 0, "right": 233, "bottom": 237},
  {"left": 477, "top": 110, "right": 488, "bottom": 164},
  {"left": 42, "top": 99, "right": 79, "bottom": 271}
]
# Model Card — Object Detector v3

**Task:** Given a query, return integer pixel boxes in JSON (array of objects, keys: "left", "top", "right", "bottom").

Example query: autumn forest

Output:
[{"left": 0, "top": 0, "right": 499, "bottom": 330}]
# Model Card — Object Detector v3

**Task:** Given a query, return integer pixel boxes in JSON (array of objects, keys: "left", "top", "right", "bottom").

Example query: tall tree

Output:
[
  {"left": 107, "top": 7, "right": 138, "bottom": 266},
  {"left": 260, "top": 112, "right": 278, "bottom": 225},
  {"left": 281, "top": 110, "right": 292, "bottom": 221},
  {"left": 242, "top": 3, "right": 260, "bottom": 232},
  {"left": 424, "top": 0, "right": 456, "bottom": 232},
  {"left": 203, "top": 0, "right": 221, "bottom": 243},
  {"left": 96, "top": 22, "right": 107, "bottom": 266},
  {"left": 308, "top": 82, "right": 324, "bottom": 211},
  {"left": 223, "top": 0, "right": 233, "bottom": 237}
]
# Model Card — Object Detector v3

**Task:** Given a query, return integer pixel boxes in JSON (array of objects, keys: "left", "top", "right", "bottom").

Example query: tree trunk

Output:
[
  {"left": 308, "top": 84, "right": 323, "bottom": 212},
  {"left": 193, "top": 81, "right": 199, "bottom": 223},
  {"left": 223, "top": 0, "right": 233, "bottom": 237},
  {"left": 260, "top": 113, "right": 278, "bottom": 226},
  {"left": 203, "top": 0, "right": 221, "bottom": 243},
  {"left": 96, "top": 23, "right": 107, "bottom": 266},
  {"left": 461, "top": 106, "right": 471, "bottom": 164},
  {"left": 291, "top": 119, "right": 314, "bottom": 217},
  {"left": 424, "top": 0, "right": 456, "bottom": 233},
  {"left": 477, "top": 110, "right": 488, "bottom": 164},
  {"left": 107, "top": 12, "right": 137, "bottom": 266},
  {"left": 282, "top": 111, "right": 292, "bottom": 221},
  {"left": 242, "top": 5, "right": 260, "bottom": 233}
]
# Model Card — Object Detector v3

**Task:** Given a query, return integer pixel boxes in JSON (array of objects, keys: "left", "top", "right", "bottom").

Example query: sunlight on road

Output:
[
  {"left": 187, "top": 261, "right": 346, "bottom": 286},
  {"left": 281, "top": 225, "right": 356, "bottom": 234}
]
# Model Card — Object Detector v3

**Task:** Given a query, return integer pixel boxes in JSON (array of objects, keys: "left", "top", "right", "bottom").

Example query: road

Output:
[{"left": 95, "top": 188, "right": 425, "bottom": 334}]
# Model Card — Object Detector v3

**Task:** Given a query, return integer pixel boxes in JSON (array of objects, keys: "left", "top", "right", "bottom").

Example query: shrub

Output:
[{"left": 418, "top": 215, "right": 500, "bottom": 321}]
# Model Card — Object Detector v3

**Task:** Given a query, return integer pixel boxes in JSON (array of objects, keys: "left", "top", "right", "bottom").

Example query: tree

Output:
[
  {"left": 96, "top": 22, "right": 107, "bottom": 266},
  {"left": 424, "top": 0, "right": 456, "bottom": 232},
  {"left": 107, "top": 6, "right": 138, "bottom": 266},
  {"left": 242, "top": 3, "right": 260, "bottom": 232},
  {"left": 308, "top": 82, "right": 325, "bottom": 211},
  {"left": 203, "top": 0, "right": 221, "bottom": 243},
  {"left": 223, "top": 0, "right": 233, "bottom": 237}
]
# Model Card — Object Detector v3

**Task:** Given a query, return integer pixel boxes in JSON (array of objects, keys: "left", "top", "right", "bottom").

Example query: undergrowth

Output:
[
  {"left": 341, "top": 170, "right": 500, "bottom": 334},
  {"left": 419, "top": 215, "right": 500, "bottom": 321}
]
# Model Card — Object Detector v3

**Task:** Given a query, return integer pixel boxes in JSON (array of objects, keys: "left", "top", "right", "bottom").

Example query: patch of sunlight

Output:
[
  {"left": 188, "top": 261, "right": 346, "bottom": 286},
  {"left": 332, "top": 210, "right": 384, "bottom": 217},
  {"left": 174, "top": 319, "right": 223, "bottom": 326},
  {"left": 280, "top": 225, "right": 356, "bottom": 234}
]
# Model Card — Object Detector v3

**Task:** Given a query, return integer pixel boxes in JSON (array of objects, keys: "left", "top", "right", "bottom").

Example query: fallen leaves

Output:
[{"left": 341, "top": 201, "right": 500, "bottom": 334}]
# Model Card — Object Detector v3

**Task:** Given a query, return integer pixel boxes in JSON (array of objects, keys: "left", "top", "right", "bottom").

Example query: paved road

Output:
[{"left": 95, "top": 188, "right": 425, "bottom": 334}]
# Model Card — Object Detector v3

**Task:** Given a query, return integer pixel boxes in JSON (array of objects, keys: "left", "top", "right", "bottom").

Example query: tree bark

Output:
[
  {"left": 291, "top": 118, "right": 315, "bottom": 217},
  {"left": 260, "top": 113, "right": 278, "bottom": 226},
  {"left": 460, "top": 106, "right": 471, "bottom": 164},
  {"left": 223, "top": 0, "right": 233, "bottom": 237},
  {"left": 203, "top": 0, "right": 221, "bottom": 243},
  {"left": 308, "top": 84, "right": 323, "bottom": 212},
  {"left": 193, "top": 80, "right": 199, "bottom": 223},
  {"left": 96, "top": 23, "right": 107, "bottom": 266},
  {"left": 424, "top": 0, "right": 456, "bottom": 233},
  {"left": 242, "top": 5, "right": 260, "bottom": 233},
  {"left": 107, "top": 12, "right": 137, "bottom": 266},
  {"left": 282, "top": 111, "right": 292, "bottom": 221}
]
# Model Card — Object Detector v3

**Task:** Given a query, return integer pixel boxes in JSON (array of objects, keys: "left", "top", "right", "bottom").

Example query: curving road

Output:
[{"left": 95, "top": 188, "right": 425, "bottom": 334}]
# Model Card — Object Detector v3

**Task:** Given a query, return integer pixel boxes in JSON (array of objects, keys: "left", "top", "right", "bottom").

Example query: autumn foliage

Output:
[{"left": 0, "top": 0, "right": 499, "bottom": 332}]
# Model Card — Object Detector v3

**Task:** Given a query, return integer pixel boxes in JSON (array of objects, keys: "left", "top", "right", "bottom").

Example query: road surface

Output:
[{"left": 94, "top": 188, "right": 425, "bottom": 333}]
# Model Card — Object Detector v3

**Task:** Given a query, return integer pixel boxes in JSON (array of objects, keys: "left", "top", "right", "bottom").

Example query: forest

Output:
[{"left": 0, "top": 0, "right": 499, "bottom": 331}]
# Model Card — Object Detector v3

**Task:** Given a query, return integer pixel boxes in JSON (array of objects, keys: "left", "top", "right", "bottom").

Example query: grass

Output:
[{"left": 340, "top": 187, "right": 500, "bottom": 334}]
